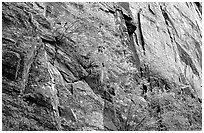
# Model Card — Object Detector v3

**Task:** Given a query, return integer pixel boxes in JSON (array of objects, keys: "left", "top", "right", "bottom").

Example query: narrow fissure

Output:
[
  {"left": 122, "top": 9, "right": 140, "bottom": 69},
  {"left": 148, "top": 4, "right": 156, "bottom": 16},
  {"left": 138, "top": 9, "right": 146, "bottom": 53},
  {"left": 160, "top": 6, "right": 179, "bottom": 37}
]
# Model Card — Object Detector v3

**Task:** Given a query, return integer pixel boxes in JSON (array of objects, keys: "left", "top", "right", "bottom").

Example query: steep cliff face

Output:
[
  {"left": 129, "top": 2, "right": 202, "bottom": 98},
  {"left": 2, "top": 2, "right": 202, "bottom": 131}
]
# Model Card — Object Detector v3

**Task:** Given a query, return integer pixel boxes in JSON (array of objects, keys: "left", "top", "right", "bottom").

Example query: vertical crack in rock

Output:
[
  {"left": 138, "top": 9, "right": 146, "bottom": 53},
  {"left": 160, "top": 5, "right": 179, "bottom": 37},
  {"left": 120, "top": 3, "right": 140, "bottom": 69},
  {"left": 159, "top": 8, "right": 174, "bottom": 44}
]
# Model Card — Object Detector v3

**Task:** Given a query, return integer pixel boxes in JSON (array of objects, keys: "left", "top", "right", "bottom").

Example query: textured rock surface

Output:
[{"left": 2, "top": 2, "right": 202, "bottom": 131}]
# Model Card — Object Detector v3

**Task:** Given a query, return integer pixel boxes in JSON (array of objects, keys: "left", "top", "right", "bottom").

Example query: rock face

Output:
[{"left": 2, "top": 2, "right": 202, "bottom": 131}]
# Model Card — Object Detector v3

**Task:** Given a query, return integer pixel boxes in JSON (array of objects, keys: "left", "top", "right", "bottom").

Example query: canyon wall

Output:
[{"left": 2, "top": 2, "right": 202, "bottom": 131}]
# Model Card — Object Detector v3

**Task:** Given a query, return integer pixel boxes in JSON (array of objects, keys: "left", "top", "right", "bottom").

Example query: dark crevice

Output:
[
  {"left": 160, "top": 5, "right": 179, "bottom": 37},
  {"left": 138, "top": 9, "right": 146, "bottom": 53},
  {"left": 108, "top": 9, "right": 116, "bottom": 14},
  {"left": 148, "top": 4, "right": 156, "bottom": 15},
  {"left": 194, "top": 2, "right": 202, "bottom": 14},
  {"left": 123, "top": 13, "right": 132, "bottom": 20},
  {"left": 166, "top": 28, "right": 174, "bottom": 43},
  {"left": 51, "top": 39, "right": 59, "bottom": 66},
  {"left": 124, "top": 20, "right": 136, "bottom": 35},
  {"left": 34, "top": 2, "right": 44, "bottom": 9},
  {"left": 40, "top": 35, "right": 56, "bottom": 45},
  {"left": 2, "top": 37, "right": 16, "bottom": 44},
  {"left": 99, "top": 2, "right": 115, "bottom": 14},
  {"left": 122, "top": 11, "right": 136, "bottom": 35},
  {"left": 117, "top": 2, "right": 136, "bottom": 35},
  {"left": 160, "top": 6, "right": 170, "bottom": 26},
  {"left": 99, "top": 7, "right": 115, "bottom": 14},
  {"left": 120, "top": 5, "right": 140, "bottom": 69},
  {"left": 59, "top": 70, "right": 74, "bottom": 83},
  {"left": 185, "top": 2, "right": 190, "bottom": 8},
  {"left": 22, "top": 93, "right": 52, "bottom": 109}
]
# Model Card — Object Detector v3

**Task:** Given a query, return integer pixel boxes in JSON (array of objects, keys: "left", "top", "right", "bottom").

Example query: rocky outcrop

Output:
[{"left": 2, "top": 2, "right": 202, "bottom": 131}]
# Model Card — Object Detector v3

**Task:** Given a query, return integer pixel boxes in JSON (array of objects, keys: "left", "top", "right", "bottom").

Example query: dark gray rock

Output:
[{"left": 2, "top": 51, "right": 21, "bottom": 81}]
